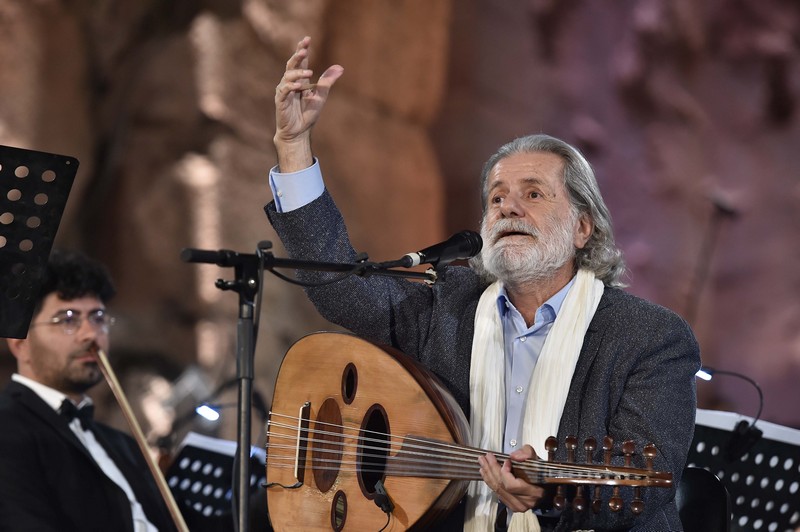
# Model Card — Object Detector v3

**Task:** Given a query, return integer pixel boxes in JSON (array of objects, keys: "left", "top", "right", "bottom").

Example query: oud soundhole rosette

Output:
[
  {"left": 311, "top": 397, "right": 343, "bottom": 493},
  {"left": 358, "top": 404, "right": 390, "bottom": 497},
  {"left": 341, "top": 362, "right": 357, "bottom": 404},
  {"left": 330, "top": 490, "right": 347, "bottom": 531}
]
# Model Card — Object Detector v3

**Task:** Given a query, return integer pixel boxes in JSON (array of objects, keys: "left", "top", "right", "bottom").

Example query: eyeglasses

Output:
[{"left": 30, "top": 309, "right": 116, "bottom": 335}]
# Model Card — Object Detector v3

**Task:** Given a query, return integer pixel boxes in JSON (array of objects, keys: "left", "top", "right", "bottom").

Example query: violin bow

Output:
[{"left": 95, "top": 347, "right": 189, "bottom": 532}]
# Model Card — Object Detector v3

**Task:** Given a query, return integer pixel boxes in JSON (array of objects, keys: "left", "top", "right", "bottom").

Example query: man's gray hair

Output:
[{"left": 478, "top": 134, "right": 627, "bottom": 287}]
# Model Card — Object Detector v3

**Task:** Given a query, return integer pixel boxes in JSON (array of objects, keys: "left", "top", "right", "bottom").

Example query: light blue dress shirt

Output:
[
  {"left": 269, "top": 160, "right": 325, "bottom": 213},
  {"left": 497, "top": 280, "right": 573, "bottom": 454}
]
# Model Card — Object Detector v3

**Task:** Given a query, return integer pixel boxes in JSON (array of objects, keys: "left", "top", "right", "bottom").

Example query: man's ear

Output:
[
  {"left": 574, "top": 212, "right": 593, "bottom": 249},
  {"left": 6, "top": 337, "right": 28, "bottom": 363}
]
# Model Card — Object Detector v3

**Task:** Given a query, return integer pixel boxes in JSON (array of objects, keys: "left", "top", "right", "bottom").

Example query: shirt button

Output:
[
  {"left": 510, "top": 439, "right": 517, "bottom": 447},
  {"left": 515, "top": 386, "right": 523, "bottom": 394},
  {"left": 519, "top": 337, "right": 526, "bottom": 342},
  {"left": 277, "top": 190, "right": 283, "bottom": 198}
]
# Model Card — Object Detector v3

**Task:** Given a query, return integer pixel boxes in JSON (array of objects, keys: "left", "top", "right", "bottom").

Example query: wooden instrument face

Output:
[
  {"left": 265, "top": 332, "right": 674, "bottom": 531},
  {"left": 265, "top": 333, "right": 468, "bottom": 531}
]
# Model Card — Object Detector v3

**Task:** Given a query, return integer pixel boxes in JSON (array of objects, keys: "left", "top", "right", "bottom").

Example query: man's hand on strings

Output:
[{"left": 479, "top": 446, "right": 545, "bottom": 513}]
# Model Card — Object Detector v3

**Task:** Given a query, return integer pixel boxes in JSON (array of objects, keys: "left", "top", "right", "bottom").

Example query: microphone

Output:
[{"left": 380, "top": 230, "right": 483, "bottom": 268}]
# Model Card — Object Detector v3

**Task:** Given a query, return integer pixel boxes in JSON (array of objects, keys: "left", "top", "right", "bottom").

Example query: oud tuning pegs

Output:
[
  {"left": 572, "top": 476, "right": 588, "bottom": 513},
  {"left": 602, "top": 436, "right": 614, "bottom": 465},
  {"left": 573, "top": 489, "right": 587, "bottom": 512},
  {"left": 643, "top": 443, "right": 657, "bottom": 470},
  {"left": 602, "top": 436, "right": 620, "bottom": 512},
  {"left": 554, "top": 485, "right": 567, "bottom": 511},
  {"left": 545, "top": 436, "right": 558, "bottom": 462},
  {"left": 622, "top": 440, "right": 635, "bottom": 467},
  {"left": 550, "top": 436, "right": 571, "bottom": 511},
  {"left": 591, "top": 486, "right": 603, "bottom": 514},
  {"left": 609, "top": 486, "right": 623, "bottom": 512},
  {"left": 572, "top": 437, "right": 595, "bottom": 514},
  {"left": 545, "top": 435, "right": 564, "bottom": 512},
  {"left": 565, "top": 436, "right": 578, "bottom": 463},
  {"left": 583, "top": 437, "right": 597, "bottom": 463},
  {"left": 631, "top": 487, "right": 644, "bottom": 515},
  {"left": 583, "top": 437, "right": 598, "bottom": 513},
  {"left": 632, "top": 443, "right": 651, "bottom": 515}
]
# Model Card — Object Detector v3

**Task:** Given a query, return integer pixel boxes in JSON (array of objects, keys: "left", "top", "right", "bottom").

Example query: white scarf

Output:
[{"left": 464, "top": 269, "right": 604, "bottom": 532}]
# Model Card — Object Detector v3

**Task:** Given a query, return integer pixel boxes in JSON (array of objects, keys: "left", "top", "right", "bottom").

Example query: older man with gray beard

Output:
[{"left": 265, "top": 37, "right": 700, "bottom": 532}]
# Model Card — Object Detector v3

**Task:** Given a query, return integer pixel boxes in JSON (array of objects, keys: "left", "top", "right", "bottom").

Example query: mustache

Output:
[
  {"left": 71, "top": 342, "right": 100, "bottom": 360},
  {"left": 484, "top": 219, "right": 540, "bottom": 244}
]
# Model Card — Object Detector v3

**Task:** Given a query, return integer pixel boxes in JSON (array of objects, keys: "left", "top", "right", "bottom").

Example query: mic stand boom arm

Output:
[
  {"left": 180, "top": 242, "right": 436, "bottom": 532},
  {"left": 263, "top": 255, "right": 438, "bottom": 282}
]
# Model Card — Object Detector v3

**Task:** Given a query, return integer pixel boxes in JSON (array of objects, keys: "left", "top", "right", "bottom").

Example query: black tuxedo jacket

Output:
[{"left": 0, "top": 381, "right": 176, "bottom": 532}]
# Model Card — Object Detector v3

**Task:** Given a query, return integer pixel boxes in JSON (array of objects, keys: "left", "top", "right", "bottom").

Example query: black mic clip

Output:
[{"left": 725, "top": 419, "right": 763, "bottom": 462}]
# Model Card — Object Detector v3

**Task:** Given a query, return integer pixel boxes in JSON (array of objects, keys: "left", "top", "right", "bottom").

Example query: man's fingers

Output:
[
  {"left": 275, "top": 80, "right": 304, "bottom": 99},
  {"left": 283, "top": 69, "right": 313, "bottom": 82},
  {"left": 509, "top": 444, "right": 537, "bottom": 461},
  {"left": 478, "top": 453, "right": 504, "bottom": 492},
  {"left": 314, "top": 65, "right": 344, "bottom": 92},
  {"left": 285, "top": 49, "right": 307, "bottom": 71},
  {"left": 286, "top": 36, "right": 311, "bottom": 70},
  {"left": 277, "top": 65, "right": 342, "bottom": 102},
  {"left": 276, "top": 70, "right": 315, "bottom": 101},
  {"left": 295, "top": 35, "right": 311, "bottom": 52}
]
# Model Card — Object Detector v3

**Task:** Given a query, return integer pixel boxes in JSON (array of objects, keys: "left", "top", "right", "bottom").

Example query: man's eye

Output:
[
  {"left": 529, "top": 191, "right": 541, "bottom": 199},
  {"left": 60, "top": 315, "right": 81, "bottom": 326},
  {"left": 491, "top": 196, "right": 502, "bottom": 204},
  {"left": 88, "top": 312, "right": 106, "bottom": 325}
]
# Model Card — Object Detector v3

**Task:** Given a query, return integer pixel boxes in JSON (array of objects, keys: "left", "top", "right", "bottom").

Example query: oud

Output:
[{"left": 265, "top": 332, "right": 671, "bottom": 531}]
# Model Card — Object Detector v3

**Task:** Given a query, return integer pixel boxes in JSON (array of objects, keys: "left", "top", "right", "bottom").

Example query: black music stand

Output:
[
  {"left": 686, "top": 409, "right": 800, "bottom": 532},
  {"left": 166, "top": 431, "right": 268, "bottom": 529},
  {"left": 0, "top": 144, "right": 78, "bottom": 338}
]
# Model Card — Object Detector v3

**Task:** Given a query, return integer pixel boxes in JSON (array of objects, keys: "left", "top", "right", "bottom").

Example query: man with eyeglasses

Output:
[{"left": 0, "top": 250, "right": 175, "bottom": 531}]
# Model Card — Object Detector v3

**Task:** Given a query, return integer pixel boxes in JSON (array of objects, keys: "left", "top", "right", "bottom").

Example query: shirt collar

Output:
[
  {"left": 496, "top": 275, "right": 576, "bottom": 320},
  {"left": 12, "top": 373, "right": 92, "bottom": 411}
]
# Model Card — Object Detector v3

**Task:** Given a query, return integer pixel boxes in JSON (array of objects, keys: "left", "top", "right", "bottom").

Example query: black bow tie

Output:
[{"left": 59, "top": 399, "right": 95, "bottom": 430}]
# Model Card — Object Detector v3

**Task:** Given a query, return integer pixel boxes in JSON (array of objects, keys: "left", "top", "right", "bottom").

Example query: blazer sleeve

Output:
[{"left": 266, "top": 190, "right": 439, "bottom": 358}]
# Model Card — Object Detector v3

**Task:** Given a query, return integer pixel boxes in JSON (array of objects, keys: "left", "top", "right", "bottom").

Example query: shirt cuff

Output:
[{"left": 269, "top": 158, "right": 325, "bottom": 213}]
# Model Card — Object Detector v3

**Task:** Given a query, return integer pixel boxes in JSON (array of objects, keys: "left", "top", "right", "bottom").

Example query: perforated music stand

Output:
[
  {"left": 686, "top": 409, "right": 800, "bottom": 531},
  {"left": 166, "top": 432, "right": 267, "bottom": 522},
  {"left": 0, "top": 144, "right": 78, "bottom": 338}
]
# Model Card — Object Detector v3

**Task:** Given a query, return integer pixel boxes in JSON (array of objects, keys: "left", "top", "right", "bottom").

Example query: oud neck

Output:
[{"left": 386, "top": 437, "right": 672, "bottom": 488}]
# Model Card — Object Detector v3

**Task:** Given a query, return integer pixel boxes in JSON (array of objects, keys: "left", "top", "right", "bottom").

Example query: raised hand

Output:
[{"left": 274, "top": 36, "right": 344, "bottom": 172}]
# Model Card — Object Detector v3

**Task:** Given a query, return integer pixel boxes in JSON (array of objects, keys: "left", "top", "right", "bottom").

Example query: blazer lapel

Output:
[
  {"left": 9, "top": 383, "right": 87, "bottom": 448},
  {"left": 558, "top": 290, "right": 614, "bottom": 438},
  {"left": 7, "top": 381, "right": 110, "bottom": 474}
]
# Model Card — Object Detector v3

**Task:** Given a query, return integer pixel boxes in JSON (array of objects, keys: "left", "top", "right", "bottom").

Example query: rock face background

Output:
[{"left": 1, "top": 0, "right": 798, "bottom": 445}]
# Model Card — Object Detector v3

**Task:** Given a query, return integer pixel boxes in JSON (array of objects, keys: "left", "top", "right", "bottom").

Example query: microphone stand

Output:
[{"left": 180, "top": 242, "right": 437, "bottom": 532}]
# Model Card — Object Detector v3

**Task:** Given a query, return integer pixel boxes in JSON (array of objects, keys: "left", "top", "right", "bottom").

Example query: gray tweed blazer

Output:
[{"left": 266, "top": 190, "right": 700, "bottom": 531}]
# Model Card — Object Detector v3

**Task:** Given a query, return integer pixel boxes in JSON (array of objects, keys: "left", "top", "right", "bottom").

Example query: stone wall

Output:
[{"left": 1, "top": 0, "right": 798, "bottom": 443}]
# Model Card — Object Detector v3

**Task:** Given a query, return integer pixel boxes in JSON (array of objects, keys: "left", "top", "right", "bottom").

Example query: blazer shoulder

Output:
[
  {"left": 597, "top": 288, "right": 696, "bottom": 337},
  {"left": 0, "top": 381, "right": 34, "bottom": 416}
]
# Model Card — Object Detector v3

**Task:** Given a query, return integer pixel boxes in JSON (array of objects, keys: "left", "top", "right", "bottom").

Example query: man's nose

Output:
[
  {"left": 75, "top": 317, "right": 99, "bottom": 340},
  {"left": 500, "top": 196, "right": 523, "bottom": 218}
]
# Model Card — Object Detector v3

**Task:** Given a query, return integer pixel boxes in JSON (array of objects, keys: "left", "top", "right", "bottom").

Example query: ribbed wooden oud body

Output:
[{"left": 266, "top": 332, "right": 470, "bottom": 531}]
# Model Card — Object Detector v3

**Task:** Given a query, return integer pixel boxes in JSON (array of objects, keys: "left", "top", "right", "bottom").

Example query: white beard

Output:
[{"left": 478, "top": 212, "right": 577, "bottom": 286}]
